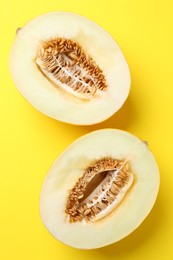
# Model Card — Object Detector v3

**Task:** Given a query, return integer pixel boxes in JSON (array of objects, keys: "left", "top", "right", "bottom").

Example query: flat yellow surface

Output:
[{"left": 0, "top": 0, "right": 172, "bottom": 259}]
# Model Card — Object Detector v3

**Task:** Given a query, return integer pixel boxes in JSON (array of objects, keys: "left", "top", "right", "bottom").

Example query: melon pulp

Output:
[
  {"left": 40, "top": 129, "right": 160, "bottom": 249},
  {"left": 9, "top": 12, "right": 130, "bottom": 125}
]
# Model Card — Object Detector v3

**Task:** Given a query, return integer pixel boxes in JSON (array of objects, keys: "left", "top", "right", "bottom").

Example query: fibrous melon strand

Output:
[
  {"left": 36, "top": 38, "right": 107, "bottom": 100},
  {"left": 65, "top": 157, "right": 134, "bottom": 222}
]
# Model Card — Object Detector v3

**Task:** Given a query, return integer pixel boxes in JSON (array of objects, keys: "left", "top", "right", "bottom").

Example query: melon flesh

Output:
[
  {"left": 9, "top": 12, "right": 130, "bottom": 125},
  {"left": 40, "top": 129, "right": 160, "bottom": 249}
]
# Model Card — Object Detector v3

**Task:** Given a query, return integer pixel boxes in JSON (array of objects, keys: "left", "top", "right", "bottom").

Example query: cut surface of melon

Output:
[
  {"left": 40, "top": 129, "right": 160, "bottom": 249},
  {"left": 9, "top": 12, "right": 130, "bottom": 125}
]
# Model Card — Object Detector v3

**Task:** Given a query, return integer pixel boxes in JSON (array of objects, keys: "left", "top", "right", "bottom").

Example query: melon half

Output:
[
  {"left": 9, "top": 12, "right": 130, "bottom": 125},
  {"left": 40, "top": 129, "right": 160, "bottom": 249}
]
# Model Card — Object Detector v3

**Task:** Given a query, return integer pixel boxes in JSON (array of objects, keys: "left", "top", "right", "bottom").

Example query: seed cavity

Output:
[
  {"left": 65, "top": 157, "right": 134, "bottom": 223},
  {"left": 36, "top": 38, "right": 107, "bottom": 100}
]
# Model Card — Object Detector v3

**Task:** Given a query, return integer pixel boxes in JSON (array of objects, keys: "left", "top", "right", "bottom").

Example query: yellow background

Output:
[{"left": 0, "top": 0, "right": 172, "bottom": 259}]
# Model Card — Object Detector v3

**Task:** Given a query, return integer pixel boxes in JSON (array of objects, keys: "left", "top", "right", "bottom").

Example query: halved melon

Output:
[
  {"left": 40, "top": 129, "right": 160, "bottom": 249},
  {"left": 9, "top": 12, "right": 130, "bottom": 125}
]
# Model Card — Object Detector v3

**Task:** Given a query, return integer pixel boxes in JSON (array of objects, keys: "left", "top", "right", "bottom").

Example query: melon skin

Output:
[
  {"left": 9, "top": 12, "right": 131, "bottom": 125},
  {"left": 40, "top": 129, "right": 160, "bottom": 249}
]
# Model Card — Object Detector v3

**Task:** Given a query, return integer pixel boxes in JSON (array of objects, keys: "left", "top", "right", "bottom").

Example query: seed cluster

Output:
[
  {"left": 65, "top": 158, "right": 133, "bottom": 222},
  {"left": 36, "top": 38, "right": 107, "bottom": 99}
]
